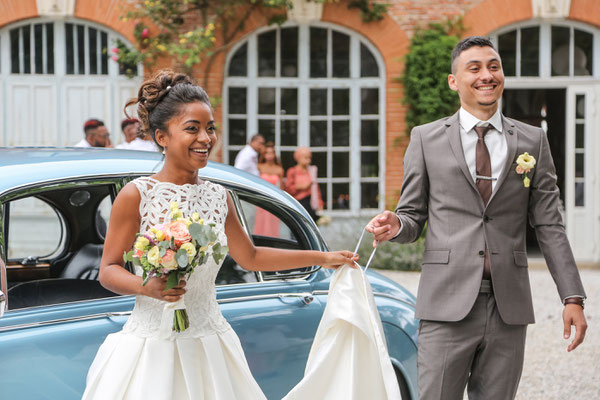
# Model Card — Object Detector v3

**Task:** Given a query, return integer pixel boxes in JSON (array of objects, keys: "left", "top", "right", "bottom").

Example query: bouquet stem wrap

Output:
[{"left": 159, "top": 296, "right": 188, "bottom": 339}]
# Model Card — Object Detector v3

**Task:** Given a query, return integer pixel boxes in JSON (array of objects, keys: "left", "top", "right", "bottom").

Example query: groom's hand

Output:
[
  {"left": 366, "top": 211, "right": 401, "bottom": 248},
  {"left": 563, "top": 304, "right": 587, "bottom": 352}
]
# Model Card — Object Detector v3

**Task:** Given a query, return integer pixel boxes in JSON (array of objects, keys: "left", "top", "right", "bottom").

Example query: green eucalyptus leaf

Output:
[{"left": 176, "top": 248, "right": 189, "bottom": 268}]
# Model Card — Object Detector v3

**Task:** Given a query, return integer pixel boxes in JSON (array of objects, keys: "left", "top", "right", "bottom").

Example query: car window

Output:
[
  {"left": 235, "top": 195, "right": 315, "bottom": 279},
  {"left": 4, "top": 183, "right": 120, "bottom": 310},
  {"left": 7, "top": 197, "right": 64, "bottom": 261}
]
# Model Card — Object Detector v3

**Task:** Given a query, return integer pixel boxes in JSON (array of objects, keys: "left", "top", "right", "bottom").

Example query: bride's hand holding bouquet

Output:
[{"left": 123, "top": 201, "right": 228, "bottom": 332}]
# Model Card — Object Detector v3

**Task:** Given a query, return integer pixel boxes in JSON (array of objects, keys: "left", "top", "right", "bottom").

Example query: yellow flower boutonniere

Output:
[{"left": 515, "top": 152, "right": 536, "bottom": 187}]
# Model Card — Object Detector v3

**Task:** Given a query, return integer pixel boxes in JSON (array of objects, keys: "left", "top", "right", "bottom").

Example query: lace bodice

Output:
[{"left": 122, "top": 176, "right": 231, "bottom": 339}]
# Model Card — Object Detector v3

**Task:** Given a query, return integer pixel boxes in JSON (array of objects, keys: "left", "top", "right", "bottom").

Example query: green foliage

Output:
[
  {"left": 348, "top": 0, "right": 388, "bottom": 22},
  {"left": 357, "top": 236, "right": 425, "bottom": 271},
  {"left": 402, "top": 19, "right": 464, "bottom": 134},
  {"left": 116, "top": 0, "right": 388, "bottom": 79}
]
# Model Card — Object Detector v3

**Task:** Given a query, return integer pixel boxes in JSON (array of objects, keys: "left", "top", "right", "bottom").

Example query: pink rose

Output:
[
  {"left": 165, "top": 221, "right": 192, "bottom": 246},
  {"left": 111, "top": 55, "right": 118, "bottom": 62},
  {"left": 160, "top": 249, "right": 178, "bottom": 270},
  {"left": 134, "top": 249, "right": 144, "bottom": 258},
  {"left": 111, "top": 47, "right": 119, "bottom": 54},
  {"left": 141, "top": 28, "right": 149, "bottom": 38},
  {"left": 515, "top": 165, "right": 524, "bottom": 174}
]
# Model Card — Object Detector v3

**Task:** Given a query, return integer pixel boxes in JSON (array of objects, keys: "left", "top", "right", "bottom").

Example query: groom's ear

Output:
[{"left": 448, "top": 74, "right": 458, "bottom": 92}]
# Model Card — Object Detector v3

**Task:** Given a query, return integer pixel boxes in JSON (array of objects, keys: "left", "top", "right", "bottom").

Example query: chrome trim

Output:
[
  {"left": 0, "top": 311, "right": 132, "bottom": 333},
  {"left": 313, "top": 290, "right": 416, "bottom": 308},
  {"left": 0, "top": 291, "right": 5, "bottom": 318},
  {"left": 217, "top": 292, "right": 314, "bottom": 305}
]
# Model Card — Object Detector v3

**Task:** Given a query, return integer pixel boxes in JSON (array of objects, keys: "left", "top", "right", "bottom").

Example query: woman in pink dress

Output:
[{"left": 254, "top": 142, "right": 284, "bottom": 237}]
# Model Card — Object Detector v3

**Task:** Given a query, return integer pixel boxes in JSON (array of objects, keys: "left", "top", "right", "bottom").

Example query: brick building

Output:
[{"left": 0, "top": 0, "right": 598, "bottom": 262}]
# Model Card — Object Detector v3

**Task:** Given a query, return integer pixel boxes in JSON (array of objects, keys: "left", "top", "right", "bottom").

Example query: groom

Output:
[{"left": 367, "top": 36, "right": 587, "bottom": 399}]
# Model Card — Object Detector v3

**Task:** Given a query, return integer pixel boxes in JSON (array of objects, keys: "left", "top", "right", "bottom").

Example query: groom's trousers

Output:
[{"left": 417, "top": 284, "right": 527, "bottom": 400}]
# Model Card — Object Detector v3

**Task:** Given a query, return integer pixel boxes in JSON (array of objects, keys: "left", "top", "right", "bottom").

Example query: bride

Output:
[{"left": 82, "top": 69, "right": 358, "bottom": 400}]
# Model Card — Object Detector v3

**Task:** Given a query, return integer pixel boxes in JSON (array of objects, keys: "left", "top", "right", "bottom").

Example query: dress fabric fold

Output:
[{"left": 284, "top": 264, "right": 403, "bottom": 400}]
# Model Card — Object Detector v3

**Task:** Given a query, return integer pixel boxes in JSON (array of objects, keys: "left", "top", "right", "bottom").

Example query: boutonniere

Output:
[{"left": 515, "top": 152, "right": 536, "bottom": 187}]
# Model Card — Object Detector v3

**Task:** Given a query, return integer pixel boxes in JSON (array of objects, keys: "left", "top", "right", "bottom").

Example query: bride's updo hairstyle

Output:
[{"left": 125, "top": 69, "right": 211, "bottom": 151}]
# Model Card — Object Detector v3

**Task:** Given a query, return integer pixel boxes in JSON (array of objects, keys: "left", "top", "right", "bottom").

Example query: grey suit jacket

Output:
[{"left": 393, "top": 111, "right": 586, "bottom": 325}]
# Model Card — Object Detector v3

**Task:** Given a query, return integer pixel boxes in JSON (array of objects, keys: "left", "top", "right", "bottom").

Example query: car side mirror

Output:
[{"left": 0, "top": 290, "right": 5, "bottom": 318}]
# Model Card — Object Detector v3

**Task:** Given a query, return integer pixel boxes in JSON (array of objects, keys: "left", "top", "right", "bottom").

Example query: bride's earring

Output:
[{"left": 162, "top": 146, "right": 166, "bottom": 155}]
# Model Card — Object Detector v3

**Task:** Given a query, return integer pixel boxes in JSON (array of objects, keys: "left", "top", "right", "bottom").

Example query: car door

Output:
[
  {"left": 0, "top": 178, "right": 136, "bottom": 400},
  {"left": 216, "top": 190, "right": 327, "bottom": 399}
]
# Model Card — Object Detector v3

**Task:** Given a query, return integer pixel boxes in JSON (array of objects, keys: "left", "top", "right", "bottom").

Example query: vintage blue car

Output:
[{"left": 0, "top": 148, "right": 417, "bottom": 400}]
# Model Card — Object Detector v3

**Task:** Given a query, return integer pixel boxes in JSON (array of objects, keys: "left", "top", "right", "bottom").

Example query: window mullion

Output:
[
  {"left": 539, "top": 23, "right": 551, "bottom": 78},
  {"left": 350, "top": 37, "right": 361, "bottom": 212},
  {"left": 516, "top": 28, "right": 521, "bottom": 77},
  {"left": 327, "top": 28, "right": 332, "bottom": 78},
  {"left": 73, "top": 24, "right": 79, "bottom": 74},
  {"left": 350, "top": 82, "right": 361, "bottom": 212},
  {"left": 298, "top": 26, "right": 310, "bottom": 147},
  {"left": 569, "top": 27, "right": 574, "bottom": 76}
]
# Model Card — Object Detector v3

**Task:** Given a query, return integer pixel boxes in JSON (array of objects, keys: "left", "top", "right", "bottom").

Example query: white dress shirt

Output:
[
  {"left": 458, "top": 107, "right": 507, "bottom": 192},
  {"left": 117, "top": 138, "right": 160, "bottom": 152},
  {"left": 74, "top": 138, "right": 92, "bottom": 148},
  {"left": 234, "top": 144, "right": 260, "bottom": 176}
]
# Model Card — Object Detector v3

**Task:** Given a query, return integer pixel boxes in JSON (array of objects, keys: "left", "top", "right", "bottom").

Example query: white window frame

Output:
[
  {"left": 223, "top": 22, "right": 386, "bottom": 215},
  {"left": 491, "top": 20, "right": 600, "bottom": 84},
  {"left": 0, "top": 18, "right": 143, "bottom": 147}
]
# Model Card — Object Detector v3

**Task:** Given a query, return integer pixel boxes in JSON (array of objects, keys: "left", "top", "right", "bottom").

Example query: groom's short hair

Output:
[{"left": 451, "top": 36, "right": 497, "bottom": 73}]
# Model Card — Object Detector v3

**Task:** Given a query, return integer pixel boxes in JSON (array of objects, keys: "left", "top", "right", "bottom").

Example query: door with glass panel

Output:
[{"left": 565, "top": 85, "right": 598, "bottom": 261}]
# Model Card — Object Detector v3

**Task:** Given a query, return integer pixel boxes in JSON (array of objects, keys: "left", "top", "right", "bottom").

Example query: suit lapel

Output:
[
  {"left": 445, "top": 112, "right": 480, "bottom": 195},
  {"left": 488, "top": 116, "right": 518, "bottom": 205}
]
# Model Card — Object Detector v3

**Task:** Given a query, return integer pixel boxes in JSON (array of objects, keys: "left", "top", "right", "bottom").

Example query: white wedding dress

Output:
[
  {"left": 83, "top": 177, "right": 402, "bottom": 400},
  {"left": 83, "top": 177, "right": 266, "bottom": 400}
]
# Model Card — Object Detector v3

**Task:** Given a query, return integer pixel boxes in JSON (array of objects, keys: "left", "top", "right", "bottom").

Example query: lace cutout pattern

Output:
[{"left": 122, "top": 176, "right": 231, "bottom": 339}]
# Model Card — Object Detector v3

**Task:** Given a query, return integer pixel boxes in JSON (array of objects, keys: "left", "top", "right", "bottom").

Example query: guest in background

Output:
[
  {"left": 285, "top": 147, "right": 322, "bottom": 222},
  {"left": 116, "top": 118, "right": 159, "bottom": 152},
  {"left": 254, "top": 142, "right": 284, "bottom": 237},
  {"left": 234, "top": 134, "right": 265, "bottom": 176},
  {"left": 74, "top": 119, "right": 112, "bottom": 148}
]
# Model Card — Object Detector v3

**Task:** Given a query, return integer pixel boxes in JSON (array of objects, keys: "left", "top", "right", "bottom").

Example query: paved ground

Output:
[{"left": 377, "top": 269, "right": 600, "bottom": 400}]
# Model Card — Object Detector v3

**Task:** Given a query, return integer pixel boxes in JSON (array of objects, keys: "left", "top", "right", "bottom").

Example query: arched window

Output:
[
  {"left": 6, "top": 20, "right": 137, "bottom": 76},
  {"left": 0, "top": 19, "right": 142, "bottom": 147},
  {"left": 224, "top": 23, "right": 385, "bottom": 213},
  {"left": 492, "top": 21, "right": 598, "bottom": 78}
]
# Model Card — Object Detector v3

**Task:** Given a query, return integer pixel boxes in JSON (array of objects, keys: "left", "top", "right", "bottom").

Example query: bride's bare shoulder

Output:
[{"left": 112, "top": 182, "right": 142, "bottom": 212}]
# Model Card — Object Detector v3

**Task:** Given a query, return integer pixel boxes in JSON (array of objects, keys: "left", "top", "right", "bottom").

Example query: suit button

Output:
[
  {"left": 479, "top": 250, "right": 485, "bottom": 256},
  {"left": 483, "top": 215, "right": 489, "bottom": 222}
]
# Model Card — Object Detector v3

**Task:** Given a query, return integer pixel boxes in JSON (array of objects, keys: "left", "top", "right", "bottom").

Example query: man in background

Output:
[
  {"left": 74, "top": 119, "right": 112, "bottom": 148},
  {"left": 116, "top": 118, "right": 158, "bottom": 152},
  {"left": 234, "top": 134, "right": 265, "bottom": 175}
]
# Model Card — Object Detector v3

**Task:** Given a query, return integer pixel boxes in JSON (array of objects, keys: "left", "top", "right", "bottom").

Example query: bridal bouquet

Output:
[{"left": 124, "top": 201, "right": 228, "bottom": 332}]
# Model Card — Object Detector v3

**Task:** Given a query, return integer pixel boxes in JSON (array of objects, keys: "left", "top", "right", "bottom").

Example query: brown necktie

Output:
[{"left": 474, "top": 125, "right": 492, "bottom": 279}]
